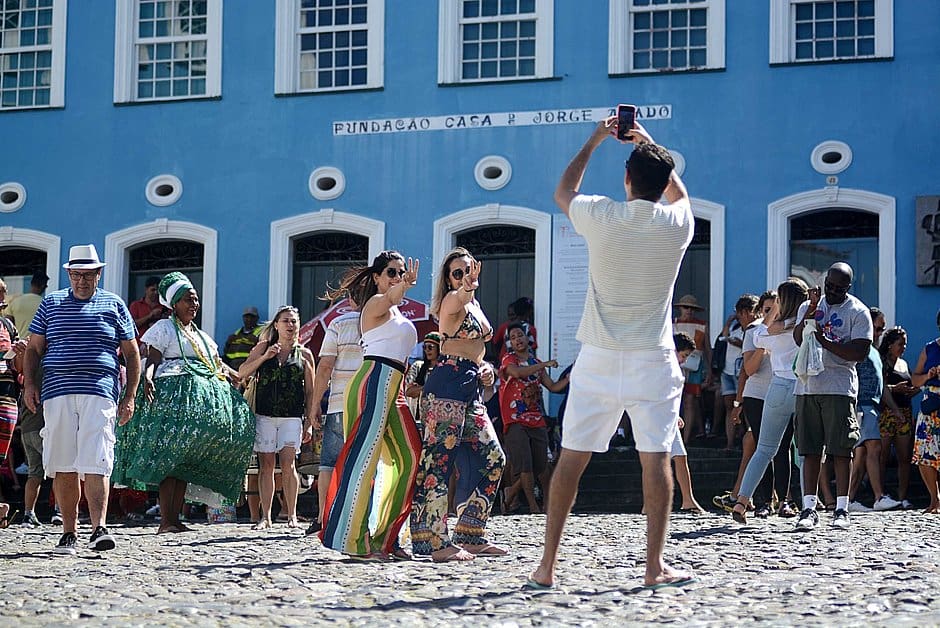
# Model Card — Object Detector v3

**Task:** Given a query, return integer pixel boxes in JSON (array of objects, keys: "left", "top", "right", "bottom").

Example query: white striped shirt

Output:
[
  {"left": 569, "top": 194, "right": 694, "bottom": 351},
  {"left": 29, "top": 289, "right": 136, "bottom": 402},
  {"left": 319, "top": 311, "right": 363, "bottom": 414}
]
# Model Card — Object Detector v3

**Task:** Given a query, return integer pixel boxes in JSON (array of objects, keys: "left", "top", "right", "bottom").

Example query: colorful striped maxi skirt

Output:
[
  {"left": 410, "top": 355, "right": 506, "bottom": 555},
  {"left": 0, "top": 396, "right": 17, "bottom": 462},
  {"left": 320, "top": 356, "right": 422, "bottom": 556}
]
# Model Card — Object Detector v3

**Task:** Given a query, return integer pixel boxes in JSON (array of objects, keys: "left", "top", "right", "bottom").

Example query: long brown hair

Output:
[
  {"left": 260, "top": 305, "right": 300, "bottom": 346},
  {"left": 776, "top": 277, "right": 809, "bottom": 324},
  {"left": 431, "top": 247, "right": 473, "bottom": 318},
  {"left": 324, "top": 250, "right": 405, "bottom": 310}
]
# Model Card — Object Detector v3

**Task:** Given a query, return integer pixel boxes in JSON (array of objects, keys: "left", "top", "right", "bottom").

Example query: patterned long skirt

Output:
[{"left": 410, "top": 355, "right": 506, "bottom": 555}]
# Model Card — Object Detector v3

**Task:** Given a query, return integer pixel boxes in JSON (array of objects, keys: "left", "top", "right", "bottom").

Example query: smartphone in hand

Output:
[{"left": 616, "top": 104, "right": 637, "bottom": 141}]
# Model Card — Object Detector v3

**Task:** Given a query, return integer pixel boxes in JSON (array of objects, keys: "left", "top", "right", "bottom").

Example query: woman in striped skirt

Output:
[{"left": 319, "top": 251, "right": 422, "bottom": 559}]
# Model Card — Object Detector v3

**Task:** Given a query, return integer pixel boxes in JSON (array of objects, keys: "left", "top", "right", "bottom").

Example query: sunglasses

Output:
[
  {"left": 451, "top": 266, "right": 471, "bottom": 281},
  {"left": 874, "top": 325, "right": 886, "bottom": 332},
  {"left": 423, "top": 342, "right": 439, "bottom": 349},
  {"left": 384, "top": 267, "right": 406, "bottom": 279}
]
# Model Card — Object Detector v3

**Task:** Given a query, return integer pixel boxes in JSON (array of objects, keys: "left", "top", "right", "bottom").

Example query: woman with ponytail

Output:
[{"left": 319, "top": 251, "right": 423, "bottom": 559}]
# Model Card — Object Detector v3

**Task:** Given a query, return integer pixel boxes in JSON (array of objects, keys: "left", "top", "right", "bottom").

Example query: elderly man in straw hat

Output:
[{"left": 23, "top": 244, "right": 140, "bottom": 555}]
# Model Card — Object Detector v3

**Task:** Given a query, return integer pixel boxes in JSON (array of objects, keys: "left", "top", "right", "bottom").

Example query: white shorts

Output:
[
  {"left": 670, "top": 432, "right": 688, "bottom": 457},
  {"left": 254, "top": 415, "right": 303, "bottom": 453},
  {"left": 562, "top": 344, "right": 683, "bottom": 453},
  {"left": 40, "top": 394, "right": 117, "bottom": 478}
]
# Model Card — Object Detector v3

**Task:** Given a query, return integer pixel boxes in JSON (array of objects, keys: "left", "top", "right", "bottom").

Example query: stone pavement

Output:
[{"left": 1, "top": 510, "right": 939, "bottom": 626}]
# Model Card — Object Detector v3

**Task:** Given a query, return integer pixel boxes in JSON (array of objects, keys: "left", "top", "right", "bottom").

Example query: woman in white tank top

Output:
[{"left": 319, "top": 251, "right": 422, "bottom": 560}]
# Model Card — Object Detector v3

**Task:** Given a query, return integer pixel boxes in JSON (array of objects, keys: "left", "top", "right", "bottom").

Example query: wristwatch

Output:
[{"left": 732, "top": 400, "right": 741, "bottom": 408}]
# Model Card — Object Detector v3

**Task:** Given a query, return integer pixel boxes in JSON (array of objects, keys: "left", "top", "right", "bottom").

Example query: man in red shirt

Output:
[
  {"left": 129, "top": 276, "right": 169, "bottom": 342},
  {"left": 498, "top": 323, "right": 568, "bottom": 514}
]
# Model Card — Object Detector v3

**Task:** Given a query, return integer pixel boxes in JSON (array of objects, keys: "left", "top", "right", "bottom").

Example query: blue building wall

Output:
[{"left": 2, "top": 1, "right": 939, "bottom": 350}]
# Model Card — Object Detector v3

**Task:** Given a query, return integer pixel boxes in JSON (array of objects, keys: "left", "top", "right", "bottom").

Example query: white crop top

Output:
[
  {"left": 360, "top": 306, "right": 417, "bottom": 365},
  {"left": 753, "top": 320, "right": 799, "bottom": 380}
]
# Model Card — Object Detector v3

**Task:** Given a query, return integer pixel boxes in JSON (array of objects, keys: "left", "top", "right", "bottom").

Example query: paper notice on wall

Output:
[{"left": 551, "top": 214, "right": 588, "bottom": 371}]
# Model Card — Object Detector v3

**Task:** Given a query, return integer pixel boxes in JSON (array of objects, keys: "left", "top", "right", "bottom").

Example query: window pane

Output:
[
  {"left": 815, "top": 40, "right": 834, "bottom": 58},
  {"left": 857, "top": 37, "right": 874, "bottom": 55},
  {"left": 795, "top": 42, "right": 813, "bottom": 59},
  {"left": 633, "top": 51, "right": 650, "bottom": 69},
  {"left": 836, "top": 39, "right": 854, "bottom": 57},
  {"left": 670, "top": 49, "right": 687, "bottom": 68},
  {"left": 689, "top": 48, "right": 705, "bottom": 66},
  {"left": 836, "top": 19, "right": 854, "bottom": 37},
  {"left": 815, "top": 2, "right": 834, "bottom": 19}
]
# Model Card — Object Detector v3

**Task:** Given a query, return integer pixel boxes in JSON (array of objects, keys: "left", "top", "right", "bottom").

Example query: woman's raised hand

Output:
[
  {"left": 402, "top": 257, "right": 420, "bottom": 286},
  {"left": 463, "top": 259, "right": 482, "bottom": 291},
  {"left": 264, "top": 343, "right": 281, "bottom": 359}
]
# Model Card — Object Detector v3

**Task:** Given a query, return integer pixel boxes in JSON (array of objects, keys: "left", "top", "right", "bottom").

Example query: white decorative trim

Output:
[
  {"left": 269, "top": 210, "right": 385, "bottom": 319},
  {"left": 473, "top": 156, "right": 512, "bottom": 191},
  {"left": 610, "top": 0, "right": 725, "bottom": 74},
  {"left": 810, "top": 140, "right": 853, "bottom": 175},
  {"left": 767, "top": 188, "right": 895, "bottom": 325},
  {"left": 0, "top": 182, "right": 27, "bottom": 213},
  {"left": 769, "top": 0, "right": 893, "bottom": 64},
  {"left": 0, "top": 227, "right": 61, "bottom": 291},
  {"left": 438, "top": 0, "right": 554, "bottom": 84},
  {"left": 669, "top": 150, "right": 686, "bottom": 177},
  {"left": 690, "top": 198, "right": 725, "bottom": 338},
  {"left": 50, "top": 0, "right": 67, "bottom": 107},
  {"left": 145, "top": 174, "right": 183, "bottom": 206},
  {"left": 433, "top": 205, "right": 552, "bottom": 358},
  {"left": 275, "top": 0, "right": 384, "bottom": 94},
  {"left": 104, "top": 220, "right": 218, "bottom": 336},
  {"left": 114, "top": 0, "right": 223, "bottom": 103},
  {"left": 308, "top": 167, "right": 346, "bottom": 201}
]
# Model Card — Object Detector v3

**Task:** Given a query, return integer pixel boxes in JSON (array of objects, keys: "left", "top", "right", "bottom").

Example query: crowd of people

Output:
[{"left": 1, "top": 115, "right": 938, "bottom": 592}]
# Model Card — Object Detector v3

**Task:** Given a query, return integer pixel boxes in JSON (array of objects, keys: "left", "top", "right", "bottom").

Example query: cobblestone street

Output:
[{"left": 1, "top": 510, "right": 938, "bottom": 625}]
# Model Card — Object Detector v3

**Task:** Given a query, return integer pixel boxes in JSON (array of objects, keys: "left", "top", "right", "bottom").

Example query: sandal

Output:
[
  {"left": 778, "top": 502, "right": 798, "bottom": 518},
  {"left": 0, "top": 509, "right": 19, "bottom": 529},
  {"left": 251, "top": 520, "right": 272, "bottom": 531},
  {"left": 731, "top": 503, "right": 747, "bottom": 525}
]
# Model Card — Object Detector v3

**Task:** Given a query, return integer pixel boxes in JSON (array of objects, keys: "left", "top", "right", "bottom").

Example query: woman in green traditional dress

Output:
[{"left": 114, "top": 272, "right": 255, "bottom": 534}]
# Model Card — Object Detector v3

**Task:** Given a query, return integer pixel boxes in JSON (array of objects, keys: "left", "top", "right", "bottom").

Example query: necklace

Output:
[{"left": 173, "top": 316, "right": 225, "bottom": 381}]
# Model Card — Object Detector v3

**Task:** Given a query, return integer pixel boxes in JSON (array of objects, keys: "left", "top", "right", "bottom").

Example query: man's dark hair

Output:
[
  {"left": 673, "top": 332, "right": 695, "bottom": 353},
  {"left": 627, "top": 143, "right": 675, "bottom": 201},
  {"left": 507, "top": 321, "right": 528, "bottom": 337},
  {"left": 145, "top": 275, "right": 161, "bottom": 288},
  {"left": 735, "top": 294, "right": 759, "bottom": 313},
  {"left": 30, "top": 271, "right": 49, "bottom": 288}
]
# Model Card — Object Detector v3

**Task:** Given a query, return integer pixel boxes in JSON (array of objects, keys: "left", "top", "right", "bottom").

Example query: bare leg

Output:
[
  {"left": 538, "top": 467, "right": 553, "bottom": 512},
  {"left": 24, "top": 476, "right": 41, "bottom": 514},
  {"left": 681, "top": 392, "right": 698, "bottom": 444},
  {"left": 83, "top": 473, "right": 110, "bottom": 529},
  {"left": 158, "top": 477, "right": 180, "bottom": 532},
  {"left": 638, "top": 451, "right": 692, "bottom": 586},
  {"left": 279, "top": 447, "right": 299, "bottom": 526},
  {"left": 818, "top": 459, "right": 835, "bottom": 506},
  {"left": 732, "top": 431, "right": 756, "bottom": 497},
  {"left": 723, "top": 395, "right": 736, "bottom": 449},
  {"left": 919, "top": 465, "right": 940, "bottom": 513},
  {"left": 256, "top": 452, "right": 276, "bottom": 527},
  {"left": 530, "top": 449, "right": 592, "bottom": 587},
  {"left": 864, "top": 441, "right": 885, "bottom": 498},
  {"left": 316, "top": 469, "right": 332, "bottom": 524},
  {"left": 897, "top": 435, "right": 913, "bottom": 501},
  {"left": 172, "top": 479, "right": 190, "bottom": 531},
  {"left": 802, "top": 454, "right": 822, "bottom": 504},
  {"left": 518, "top": 471, "right": 540, "bottom": 513},
  {"left": 246, "top": 475, "right": 260, "bottom": 523},
  {"left": 848, "top": 446, "right": 866, "bottom": 501},
  {"left": 53, "top": 472, "right": 80, "bottom": 534},
  {"left": 673, "top": 456, "right": 702, "bottom": 511}
]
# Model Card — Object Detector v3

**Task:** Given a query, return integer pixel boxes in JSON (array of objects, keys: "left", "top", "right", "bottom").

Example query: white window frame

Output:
[
  {"left": 438, "top": 0, "right": 554, "bottom": 84},
  {"left": 609, "top": 0, "right": 725, "bottom": 75},
  {"left": 0, "top": 0, "right": 67, "bottom": 110},
  {"left": 113, "top": 0, "right": 223, "bottom": 103},
  {"left": 769, "top": 0, "right": 893, "bottom": 64},
  {"left": 275, "top": 0, "right": 384, "bottom": 94}
]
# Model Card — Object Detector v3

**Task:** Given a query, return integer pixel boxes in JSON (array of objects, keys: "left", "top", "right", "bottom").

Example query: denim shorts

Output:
[
  {"left": 320, "top": 411, "right": 345, "bottom": 471},
  {"left": 720, "top": 372, "right": 738, "bottom": 397},
  {"left": 856, "top": 404, "right": 881, "bottom": 445}
]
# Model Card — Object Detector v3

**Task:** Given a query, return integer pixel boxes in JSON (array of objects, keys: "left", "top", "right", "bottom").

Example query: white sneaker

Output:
[
  {"left": 145, "top": 504, "right": 161, "bottom": 516},
  {"left": 873, "top": 494, "right": 901, "bottom": 511},
  {"left": 901, "top": 499, "right": 914, "bottom": 510},
  {"left": 831, "top": 509, "right": 850, "bottom": 529},
  {"left": 848, "top": 501, "right": 872, "bottom": 513}
]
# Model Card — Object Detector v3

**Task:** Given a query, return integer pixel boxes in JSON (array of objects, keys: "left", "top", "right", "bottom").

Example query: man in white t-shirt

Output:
[{"left": 528, "top": 117, "right": 694, "bottom": 590}]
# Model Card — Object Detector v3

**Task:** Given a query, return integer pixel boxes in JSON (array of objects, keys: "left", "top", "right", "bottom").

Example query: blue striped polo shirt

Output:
[{"left": 29, "top": 288, "right": 137, "bottom": 402}]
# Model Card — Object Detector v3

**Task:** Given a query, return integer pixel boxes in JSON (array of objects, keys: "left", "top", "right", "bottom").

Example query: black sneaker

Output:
[
  {"left": 795, "top": 508, "right": 819, "bottom": 531},
  {"left": 88, "top": 526, "right": 116, "bottom": 551},
  {"left": 304, "top": 520, "right": 322, "bottom": 536},
  {"left": 54, "top": 532, "right": 78, "bottom": 555},
  {"left": 755, "top": 504, "right": 772, "bottom": 519}
]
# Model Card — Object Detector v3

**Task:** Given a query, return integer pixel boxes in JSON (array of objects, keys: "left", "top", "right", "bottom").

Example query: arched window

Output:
[
  {"left": 292, "top": 231, "right": 369, "bottom": 323},
  {"left": 790, "top": 209, "right": 879, "bottom": 307},
  {"left": 456, "top": 225, "right": 536, "bottom": 330},
  {"left": 0, "top": 247, "right": 47, "bottom": 297},
  {"left": 128, "top": 240, "right": 205, "bottom": 326}
]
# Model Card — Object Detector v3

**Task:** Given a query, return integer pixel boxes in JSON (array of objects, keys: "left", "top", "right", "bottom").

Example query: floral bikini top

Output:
[{"left": 442, "top": 306, "right": 493, "bottom": 342}]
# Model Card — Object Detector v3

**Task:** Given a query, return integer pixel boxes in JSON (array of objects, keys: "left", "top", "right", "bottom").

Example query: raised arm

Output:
[{"left": 554, "top": 118, "right": 613, "bottom": 215}]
